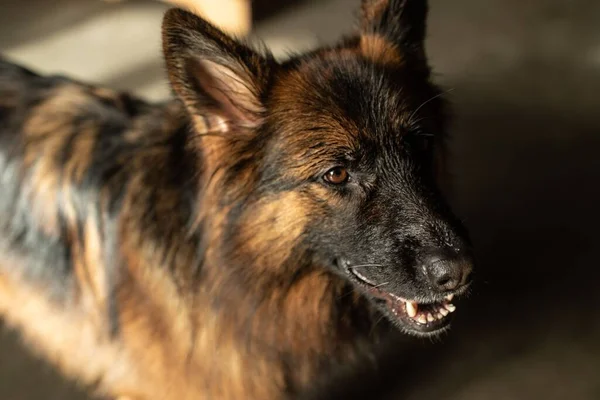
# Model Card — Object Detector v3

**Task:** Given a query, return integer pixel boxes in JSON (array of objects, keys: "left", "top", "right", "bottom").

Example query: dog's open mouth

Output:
[{"left": 344, "top": 265, "right": 457, "bottom": 336}]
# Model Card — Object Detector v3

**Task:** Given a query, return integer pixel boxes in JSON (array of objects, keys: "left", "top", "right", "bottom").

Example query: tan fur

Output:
[
  {"left": 0, "top": 1, "right": 449, "bottom": 398},
  {"left": 360, "top": 34, "right": 404, "bottom": 65},
  {"left": 0, "top": 267, "right": 141, "bottom": 396},
  {"left": 238, "top": 192, "right": 308, "bottom": 269},
  {"left": 361, "top": 0, "right": 390, "bottom": 30}
]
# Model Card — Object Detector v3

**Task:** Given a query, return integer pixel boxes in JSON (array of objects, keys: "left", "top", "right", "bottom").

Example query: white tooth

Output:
[
  {"left": 417, "top": 314, "right": 427, "bottom": 324},
  {"left": 445, "top": 294, "right": 454, "bottom": 301},
  {"left": 436, "top": 313, "right": 443, "bottom": 319},
  {"left": 405, "top": 301, "right": 418, "bottom": 318},
  {"left": 445, "top": 303, "right": 456, "bottom": 312},
  {"left": 427, "top": 313, "right": 434, "bottom": 322},
  {"left": 440, "top": 308, "right": 449, "bottom": 316}
]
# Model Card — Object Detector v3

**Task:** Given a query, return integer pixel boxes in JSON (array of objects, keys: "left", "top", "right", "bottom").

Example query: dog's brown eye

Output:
[{"left": 323, "top": 167, "right": 349, "bottom": 184}]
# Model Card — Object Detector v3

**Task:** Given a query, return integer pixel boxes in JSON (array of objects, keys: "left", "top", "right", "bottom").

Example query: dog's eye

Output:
[{"left": 323, "top": 167, "right": 349, "bottom": 185}]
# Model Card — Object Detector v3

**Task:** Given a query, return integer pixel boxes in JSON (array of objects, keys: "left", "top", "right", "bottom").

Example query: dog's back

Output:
[{"left": 0, "top": 57, "right": 204, "bottom": 397}]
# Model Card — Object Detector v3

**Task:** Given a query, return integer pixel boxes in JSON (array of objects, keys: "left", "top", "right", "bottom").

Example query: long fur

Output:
[{"left": 0, "top": 1, "right": 473, "bottom": 399}]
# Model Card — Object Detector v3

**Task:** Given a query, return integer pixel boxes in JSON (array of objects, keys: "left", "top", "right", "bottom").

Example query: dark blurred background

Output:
[{"left": 1, "top": 0, "right": 599, "bottom": 399}]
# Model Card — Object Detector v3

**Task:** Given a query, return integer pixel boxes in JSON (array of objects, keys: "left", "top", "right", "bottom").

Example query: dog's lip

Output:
[{"left": 342, "top": 262, "right": 459, "bottom": 335}]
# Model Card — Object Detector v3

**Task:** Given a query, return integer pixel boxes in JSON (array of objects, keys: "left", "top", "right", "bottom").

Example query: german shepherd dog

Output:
[{"left": 0, "top": 0, "right": 473, "bottom": 398}]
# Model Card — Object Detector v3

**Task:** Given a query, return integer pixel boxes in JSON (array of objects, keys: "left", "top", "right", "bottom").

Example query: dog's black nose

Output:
[{"left": 421, "top": 249, "right": 473, "bottom": 292}]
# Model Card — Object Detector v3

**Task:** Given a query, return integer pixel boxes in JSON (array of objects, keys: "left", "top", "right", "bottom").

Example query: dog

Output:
[{"left": 0, "top": 0, "right": 473, "bottom": 398}]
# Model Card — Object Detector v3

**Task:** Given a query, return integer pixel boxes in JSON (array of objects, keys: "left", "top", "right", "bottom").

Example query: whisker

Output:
[
  {"left": 350, "top": 263, "right": 383, "bottom": 269},
  {"left": 375, "top": 314, "right": 386, "bottom": 325},
  {"left": 372, "top": 282, "right": 389, "bottom": 289},
  {"left": 407, "top": 116, "right": 433, "bottom": 130},
  {"left": 407, "top": 88, "right": 455, "bottom": 126},
  {"left": 194, "top": 132, "right": 228, "bottom": 138},
  {"left": 371, "top": 314, "right": 387, "bottom": 334},
  {"left": 336, "top": 285, "right": 360, "bottom": 301}
]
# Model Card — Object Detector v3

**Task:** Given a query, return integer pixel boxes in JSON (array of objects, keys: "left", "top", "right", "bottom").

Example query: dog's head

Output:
[{"left": 162, "top": 0, "right": 473, "bottom": 337}]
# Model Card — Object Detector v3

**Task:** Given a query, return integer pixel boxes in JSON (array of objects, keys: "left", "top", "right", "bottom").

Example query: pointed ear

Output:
[
  {"left": 360, "top": 0, "right": 429, "bottom": 60},
  {"left": 162, "top": 8, "right": 275, "bottom": 133}
]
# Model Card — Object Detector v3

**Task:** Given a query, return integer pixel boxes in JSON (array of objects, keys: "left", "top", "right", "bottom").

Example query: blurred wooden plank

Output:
[
  {"left": 162, "top": 0, "right": 251, "bottom": 36},
  {"left": 102, "top": 0, "right": 251, "bottom": 36}
]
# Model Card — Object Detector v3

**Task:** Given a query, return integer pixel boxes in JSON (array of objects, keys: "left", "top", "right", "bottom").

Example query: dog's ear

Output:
[
  {"left": 360, "top": 0, "right": 428, "bottom": 61},
  {"left": 162, "top": 8, "right": 275, "bottom": 133}
]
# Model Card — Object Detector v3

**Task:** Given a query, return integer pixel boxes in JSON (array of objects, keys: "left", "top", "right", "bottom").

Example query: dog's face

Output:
[{"left": 163, "top": 0, "right": 473, "bottom": 337}]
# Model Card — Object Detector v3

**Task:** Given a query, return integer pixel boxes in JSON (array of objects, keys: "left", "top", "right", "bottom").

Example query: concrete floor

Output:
[{"left": 1, "top": 0, "right": 600, "bottom": 399}]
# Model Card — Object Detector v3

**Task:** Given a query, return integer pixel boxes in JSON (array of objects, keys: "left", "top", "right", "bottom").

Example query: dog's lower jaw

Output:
[
  {"left": 334, "top": 259, "right": 462, "bottom": 337},
  {"left": 372, "top": 296, "right": 455, "bottom": 337},
  {"left": 392, "top": 316, "right": 452, "bottom": 338}
]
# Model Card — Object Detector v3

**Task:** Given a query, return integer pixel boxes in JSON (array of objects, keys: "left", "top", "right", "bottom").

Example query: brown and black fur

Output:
[{"left": 0, "top": 1, "right": 473, "bottom": 399}]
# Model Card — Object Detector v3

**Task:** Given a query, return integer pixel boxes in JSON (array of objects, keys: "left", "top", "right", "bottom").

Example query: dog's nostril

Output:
[
  {"left": 428, "top": 263, "right": 461, "bottom": 291},
  {"left": 435, "top": 275, "right": 452, "bottom": 287},
  {"left": 421, "top": 250, "right": 472, "bottom": 292}
]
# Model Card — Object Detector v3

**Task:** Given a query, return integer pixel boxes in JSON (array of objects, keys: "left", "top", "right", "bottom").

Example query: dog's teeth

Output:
[
  {"left": 445, "top": 294, "right": 454, "bottom": 301},
  {"left": 435, "top": 313, "right": 443, "bottom": 319},
  {"left": 427, "top": 313, "right": 434, "bottom": 322},
  {"left": 445, "top": 303, "right": 456, "bottom": 312},
  {"left": 440, "top": 308, "right": 449, "bottom": 316},
  {"left": 417, "top": 314, "right": 427, "bottom": 324},
  {"left": 405, "top": 301, "right": 418, "bottom": 318}
]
